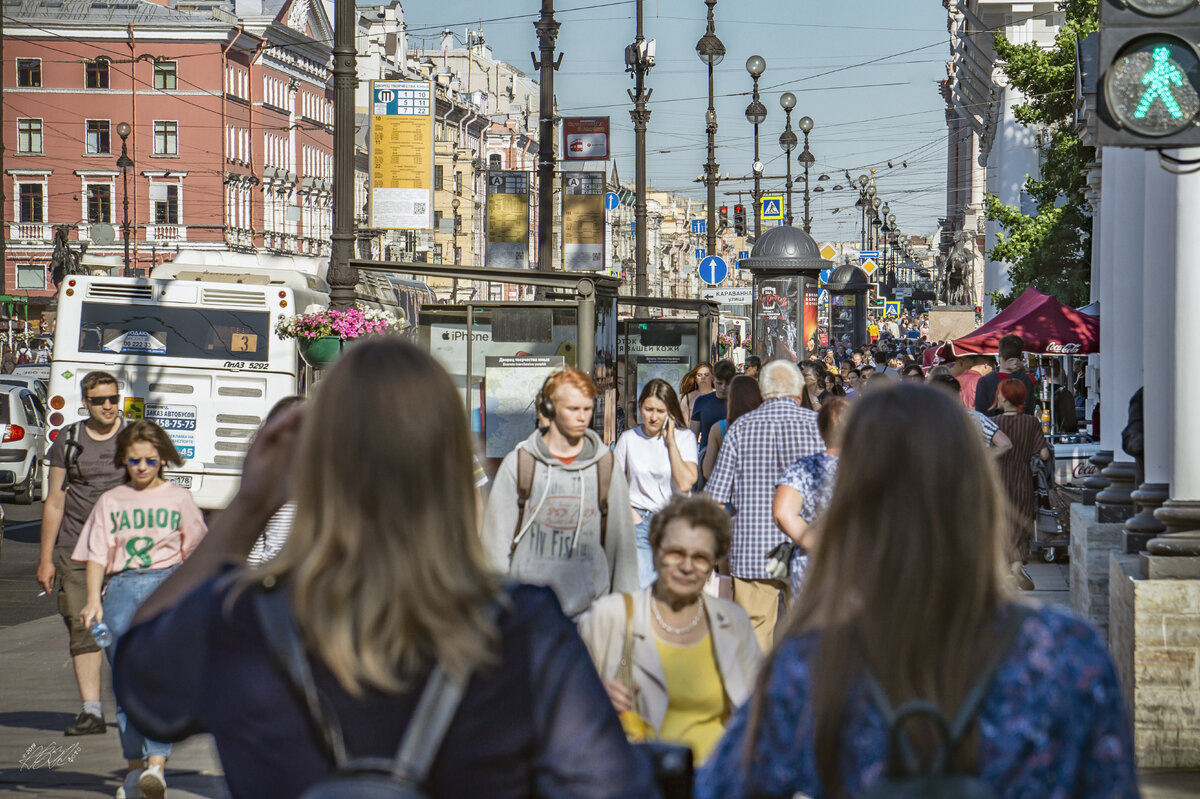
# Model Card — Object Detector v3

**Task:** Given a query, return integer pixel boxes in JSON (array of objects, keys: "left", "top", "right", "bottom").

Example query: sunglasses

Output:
[
  {"left": 87, "top": 395, "right": 120, "bottom": 407},
  {"left": 126, "top": 457, "right": 160, "bottom": 468}
]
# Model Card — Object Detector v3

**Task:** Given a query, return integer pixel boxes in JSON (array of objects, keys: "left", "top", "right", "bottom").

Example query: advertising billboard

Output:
[
  {"left": 563, "top": 171, "right": 606, "bottom": 271},
  {"left": 563, "top": 117, "right": 610, "bottom": 160},
  {"left": 486, "top": 171, "right": 529, "bottom": 269}
]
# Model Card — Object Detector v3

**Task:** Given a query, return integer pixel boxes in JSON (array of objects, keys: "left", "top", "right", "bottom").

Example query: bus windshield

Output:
[{"left": 78, "top": 302, "right": 270, "bottom": 362}]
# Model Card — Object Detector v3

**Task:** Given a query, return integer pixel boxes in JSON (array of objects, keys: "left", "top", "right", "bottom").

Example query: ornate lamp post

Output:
[
  {"left": 855, "top": 174, "right": 869, "bottom": 250},
  {"left": 115, "top": 121, "right": 134, "bottom": 276},
  {"left": 695, "top": 0, "right": 724, "bottom": 259},
  {"left": 629, "top": 0, "right": 655, "bottom": 297},
  {"left": 778, "top": 93, "right": 797, "bottom": 226},
  {"left": 797, "top": 115, "right": 814, "bottom": 234},
  {"left": 744, "top": 55, "right": 767, "bottom": 240}
]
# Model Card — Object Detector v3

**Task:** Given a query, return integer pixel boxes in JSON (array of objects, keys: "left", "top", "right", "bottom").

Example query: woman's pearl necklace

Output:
[{"left": 652, "top": 595, "right": 704, "bottom": 635}]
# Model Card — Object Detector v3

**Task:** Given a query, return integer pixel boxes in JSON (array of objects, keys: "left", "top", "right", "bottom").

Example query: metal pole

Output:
[
  {"left": 802, "top": 131, "right": 812, "bottom": 233},
  {"left": 534, "top": 0, "right": 561, "bottom": 273},
  {"left": 784, "top": 112, "right": 793, "bottom": 226},
  {"left": 121, "top": 160, "right": 131, "bottom": 276},
  {"left": 630, "top": 0, "right": 651, "bottom": 297},
  {"left": 752, "top": 116, "right": 761, "bottom": 239},
  {"left": 705, "top": 60, "right": 717, "bottom": 257},
  {"left": 328, "top": 0, "right": 358, "bottom": 309}
]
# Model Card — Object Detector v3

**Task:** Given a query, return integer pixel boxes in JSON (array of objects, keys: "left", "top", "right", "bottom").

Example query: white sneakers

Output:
[
  {"left": 138, "top": 764, "right": 166, "bottom": 799},
  {"left": 115, "top": 768, "right": 142, "bottom": 799}
]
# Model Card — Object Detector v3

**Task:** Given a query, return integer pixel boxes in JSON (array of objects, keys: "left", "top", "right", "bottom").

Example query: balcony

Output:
[
  {"left": 147, "top": 225, "right": 186, "bottom": 242},
  {"left": 9, "top": 223, "right": 51, "bottom": 241}
]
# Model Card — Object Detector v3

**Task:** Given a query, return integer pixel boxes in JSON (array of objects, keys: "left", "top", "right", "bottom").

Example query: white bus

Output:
[{"left": 46, "top": 262, "right": 325, "bottom": 510}]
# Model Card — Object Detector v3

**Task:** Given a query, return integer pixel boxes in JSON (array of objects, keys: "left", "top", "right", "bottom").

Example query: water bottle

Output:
[{"left": 91, "top": 621, "right": 113, "bottom": 648}]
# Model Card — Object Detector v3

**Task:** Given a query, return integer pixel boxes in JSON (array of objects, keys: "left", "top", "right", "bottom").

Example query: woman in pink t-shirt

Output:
[{"left": 74, "top": 419, "right": 206, "bottom": 799}]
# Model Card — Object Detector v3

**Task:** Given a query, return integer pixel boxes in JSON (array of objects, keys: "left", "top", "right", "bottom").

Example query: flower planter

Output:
[{"left": 298, "top": 335, "right": 344, "bottom": 368}]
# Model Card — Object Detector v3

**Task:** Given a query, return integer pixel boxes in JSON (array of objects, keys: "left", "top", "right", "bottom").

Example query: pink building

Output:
[{"left": 3, "top": 0, "right": 334, "bottom": 321}]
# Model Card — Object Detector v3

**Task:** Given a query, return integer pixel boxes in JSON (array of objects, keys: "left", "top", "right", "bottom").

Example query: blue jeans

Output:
[
  {"left": 634, "top": 511, "right": 657, "bottom": 589},
  {"left": 102, "top": 566, "right": 178, "bottom": 762}
]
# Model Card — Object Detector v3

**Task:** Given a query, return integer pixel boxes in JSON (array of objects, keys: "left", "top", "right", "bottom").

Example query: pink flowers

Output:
[{"left": 275, "top": 305, "right": 404, "bottom": 341}]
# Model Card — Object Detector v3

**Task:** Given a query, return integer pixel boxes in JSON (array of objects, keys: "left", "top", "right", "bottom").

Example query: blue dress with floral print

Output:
[{"left": 696, "top": 603, "right": 1139, "bottom": 799}]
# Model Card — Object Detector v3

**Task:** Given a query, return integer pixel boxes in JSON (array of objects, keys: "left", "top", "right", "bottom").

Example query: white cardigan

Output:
[{"left": 576, "top": 588, "right": 763, "bottom": 734}]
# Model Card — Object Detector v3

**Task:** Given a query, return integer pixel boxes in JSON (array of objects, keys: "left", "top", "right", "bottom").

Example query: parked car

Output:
[
  {"left": 0, "top": 385, "right": 48, "bottom": 504},
  {"left": 0, "top": 373, "right": 47, "bottom": 406}
]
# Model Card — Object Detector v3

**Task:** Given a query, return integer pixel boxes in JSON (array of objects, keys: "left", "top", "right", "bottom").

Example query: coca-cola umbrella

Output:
[{"left": 937, "top": 287, "right": 1100, "bottom": 360}]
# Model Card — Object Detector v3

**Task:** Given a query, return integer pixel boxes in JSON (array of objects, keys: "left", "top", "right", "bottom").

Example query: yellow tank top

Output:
[{"left": 654, "top": 633, "right": 728, "bottom": 764}]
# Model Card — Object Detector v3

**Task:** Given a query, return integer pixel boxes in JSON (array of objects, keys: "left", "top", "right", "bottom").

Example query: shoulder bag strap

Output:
[
  {"left": 596, "top": 450, "right": 613, "bottom": 550},
  {"left": 250, "top": 585, "right": 349, "bottom": 765},
  {"left": 510, "top": 448, "right": 537, "bottom": 558},
  {"left": 389, "top": 586, "right": 507, "bottom": 784},
  {"left": 615, "top": 592, "right": 635, "bottom": 691}
]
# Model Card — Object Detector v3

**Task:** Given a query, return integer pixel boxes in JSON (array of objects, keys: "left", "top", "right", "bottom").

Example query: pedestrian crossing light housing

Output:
[{"left": 1097, "top": 0, "right": 1200, "bottom": 146}]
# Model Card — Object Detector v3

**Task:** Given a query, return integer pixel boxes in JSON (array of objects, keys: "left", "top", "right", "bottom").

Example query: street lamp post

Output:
[
  {"left": 856, "top": 174, "right": 869, "bottom": 250},
  {"left": 628, "top": 0, "right": 654, "bottom": 298},
  {"left": 116, "top": 122, "right": 133, "bottom": 276},
  {"left": 744, "top": 55, "right": 766, "bottom": 240},
  {"left": 777, "top": 93, "right": 797, "bottom": 226},
  {"left": 696, "top": 0, "right": 724, "bottom": 259},
  {"left": 797, "top": 116, "right": 814, "bottom": 234}
]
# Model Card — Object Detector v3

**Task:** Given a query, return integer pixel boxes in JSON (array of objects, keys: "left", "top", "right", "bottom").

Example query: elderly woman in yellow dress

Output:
[{"left": 577, "top": 494, "right": 762, "bottom": 764}]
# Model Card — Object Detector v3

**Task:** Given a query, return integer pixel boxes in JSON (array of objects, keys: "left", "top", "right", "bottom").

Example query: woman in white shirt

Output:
[{"left": 614, "top": 379, "right": 699, "bottom": 588}]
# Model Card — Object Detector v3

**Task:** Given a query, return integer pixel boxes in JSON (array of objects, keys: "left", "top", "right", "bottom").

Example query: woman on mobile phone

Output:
[
  {"left": 614, "top": 379, "right": 698, "bottom": 588},
  {"left": 74, "top": 420, "right": 206, "bottom": 799}
]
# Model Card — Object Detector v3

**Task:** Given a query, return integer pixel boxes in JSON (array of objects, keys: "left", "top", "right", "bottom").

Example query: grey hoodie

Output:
[{"left": 481, "top": 428, "right": 639, "bottom": 618}]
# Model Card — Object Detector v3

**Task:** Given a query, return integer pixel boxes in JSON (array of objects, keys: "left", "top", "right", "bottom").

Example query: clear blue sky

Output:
[{"left": 400, "top": 0, "right": 951, "bottom": 243}]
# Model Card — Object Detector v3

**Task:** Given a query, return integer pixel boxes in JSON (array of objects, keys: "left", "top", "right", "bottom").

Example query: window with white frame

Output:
[
  {"left": 17, "top": 118, "right": 42, "bottom": 153},
  {"left": 85, "top": 58, "right": 110, "bottom": 89},
  {"left": 16, "top": 265, "right": 45, "bottom": 290},
  {"left": 86, "top": 184, "right": 112, "bottom": 223},
  {"left": 17, "top": 182, "right": 45, "bottom": 222},
  {"left": 152, "top": 184, "right": 179, "bottom": 224},
  {"left": 86, "top": 120, "right": 111, "bottom": 154},
  {"left": 153, "top": 60, "right": 177, "bottom": 90},
  {"left": 17, "top": 58, "right": 41, "bottom": 87},
  {"left": 153, "top": 121, "right": 178, "bottom": 155}
]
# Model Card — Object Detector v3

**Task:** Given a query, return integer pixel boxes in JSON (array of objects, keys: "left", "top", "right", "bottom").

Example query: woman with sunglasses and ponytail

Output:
[{"left": 73, "top": 419, "right": 206, "bottom": 799}]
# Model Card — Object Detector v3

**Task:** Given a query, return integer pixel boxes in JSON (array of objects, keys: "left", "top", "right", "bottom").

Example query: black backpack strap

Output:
[
  {"left": 510, "top": 447, "right": 537, "bottom": 558},
  {"left": 595, "top": 450, "right": 613, "bottom": 550},
  {"left": 862, "top": 604, "right": 1032, "bottom": 777}
]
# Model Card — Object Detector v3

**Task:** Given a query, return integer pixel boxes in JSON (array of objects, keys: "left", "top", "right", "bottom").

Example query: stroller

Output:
[{"left": 1031, "top": 449, "right": 1073, "bottom": 563}]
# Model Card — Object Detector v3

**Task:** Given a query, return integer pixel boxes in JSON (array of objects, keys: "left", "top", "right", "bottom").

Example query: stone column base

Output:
[
  {"left": 1083, "top": 449, "right": 1114, "bottom": 506},
  {"left": 1097, "top": 461, "right": 1138, "bottom": 523},
  {"left": 1109, "top": 553, "right": 1200, "bottom": 767},
  {"left": 1125, "top": 482, "right": 1169, "bottom": 554},
  {"left": 1069, "top": 503, "right": 1125, "bottom": 640}
]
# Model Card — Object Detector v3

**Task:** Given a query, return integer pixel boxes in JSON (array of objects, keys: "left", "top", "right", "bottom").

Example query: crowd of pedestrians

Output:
[{"left": 34, "top": 329, "right": 1135, "bottom": 799}]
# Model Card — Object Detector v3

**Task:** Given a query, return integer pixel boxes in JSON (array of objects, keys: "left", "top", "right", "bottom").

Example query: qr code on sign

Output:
[{"left": 414, "top": 202, "right": 427, "bottom": 215}]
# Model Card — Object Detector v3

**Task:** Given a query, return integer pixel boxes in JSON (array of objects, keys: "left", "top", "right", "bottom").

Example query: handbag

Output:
[
  {"left": 251, "top": 582, "right": 500, "bottom": 799},
  {"left": 765, "top": 541, "right": 795, "bottom": 580},
  {"left": 616, "top": 593, "right": 656, "bottom": 742}
]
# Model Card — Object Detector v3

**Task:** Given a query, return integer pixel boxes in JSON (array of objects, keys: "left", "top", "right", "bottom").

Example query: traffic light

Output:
[
  {"left": 733, "top": 204, "right": 746, "bottom": 236},
  {"left": 719, "top": 205, "right": 729, "bottom": 230},
  {"left": 1097, "top": 0, "right": 1200, "bottom": 147}
]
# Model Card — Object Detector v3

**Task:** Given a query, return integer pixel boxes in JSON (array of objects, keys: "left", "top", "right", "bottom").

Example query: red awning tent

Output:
[{"left": 936, "top": 287, "right": 1100, "bottom": 361}]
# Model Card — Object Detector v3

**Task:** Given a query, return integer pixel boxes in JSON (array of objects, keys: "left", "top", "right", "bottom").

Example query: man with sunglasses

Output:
[{"left": 37, "top": 371, "right": 127, "bottom": 736}]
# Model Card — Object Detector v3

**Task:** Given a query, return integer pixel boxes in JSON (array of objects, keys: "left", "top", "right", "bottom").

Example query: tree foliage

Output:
[{"left": 985, "top": 0, "right": 1097, "bottom": 309}]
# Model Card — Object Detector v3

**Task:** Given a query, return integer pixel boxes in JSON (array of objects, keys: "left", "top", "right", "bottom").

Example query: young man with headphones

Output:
[{"left": 481, "top": 368, "right": 639, "bottom": 618}]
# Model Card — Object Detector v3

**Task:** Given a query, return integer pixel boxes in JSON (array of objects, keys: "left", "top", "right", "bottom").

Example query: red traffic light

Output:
[
  {"left": 719, "top": 205, "right": 728, "bottom": 214},
  {"left": 734, "top": 204, "right": 743, "bottom": 213}
]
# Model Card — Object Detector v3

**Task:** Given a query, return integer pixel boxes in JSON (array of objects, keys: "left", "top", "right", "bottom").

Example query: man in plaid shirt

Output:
[{"left": 706, "top": 360, "right": 823, "bottom": 651}]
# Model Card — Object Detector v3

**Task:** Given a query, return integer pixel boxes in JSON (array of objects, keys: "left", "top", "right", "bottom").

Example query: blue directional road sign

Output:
[
  {"left": 695, "top": 248, "right": 706, "bottom": 260},
  {"left": 697, "top": 255, "right": 729, "bottom": 286},
  {"left": 859, "top": 250, "right": 880, "bottom": 261},
  {"left": 820, "top": 268, "right": 832, "bottom": 284},
  {"left": 605, "top": 192, "right": 620, "bottom": 211},
  {"left": 691, "top": 219, "right": 706, "bottom": 234}
]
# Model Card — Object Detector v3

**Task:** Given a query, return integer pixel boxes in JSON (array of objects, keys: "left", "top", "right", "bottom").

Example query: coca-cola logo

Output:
[
  {"left": 1073, "top": 462, "right": 1097, "bottom": 478},
  {"left": 1046, "top": 342, "right": 1081, "bottom": 354}
]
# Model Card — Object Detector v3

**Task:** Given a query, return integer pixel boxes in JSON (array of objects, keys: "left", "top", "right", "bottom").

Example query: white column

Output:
[
  {"left": 1172, "top": 149, "right": 1200, "bottom": 501},
  {"left": 982, "top": 84, "right": 1039, "bottom": 320},
  {"left": 1142, "top": 150, "right": 1176, "bottom": 485},
  {"left": 1099, "top": 147, "right": 1145, "bottom": 454},
  {"left": 1097, "top": 150, "right": 1117, "bottom": 451}
]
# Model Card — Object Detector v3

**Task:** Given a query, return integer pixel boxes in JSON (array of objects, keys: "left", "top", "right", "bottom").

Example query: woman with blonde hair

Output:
[
  {"left": 697, "top": 383, "right": 1136, "bottom": 799},
  {"left": 679, "top": 362, "right": 714, "bottom": 424},
  {"left": 111, "top": 338, "right": 655, "bottom": 798}
]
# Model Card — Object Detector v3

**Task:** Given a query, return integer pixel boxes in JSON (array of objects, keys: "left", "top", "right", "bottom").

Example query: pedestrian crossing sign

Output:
[
  {"left": 760, "top": 196, "right": 784, "bottom": 221},
  {"left": 861, "top": 257, "right": 879, "bottom": 276}
]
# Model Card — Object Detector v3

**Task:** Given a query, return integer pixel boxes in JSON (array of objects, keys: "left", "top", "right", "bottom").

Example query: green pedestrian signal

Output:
[{"left": 1097, "top": 0, "right": 1200, "bottom": 146}]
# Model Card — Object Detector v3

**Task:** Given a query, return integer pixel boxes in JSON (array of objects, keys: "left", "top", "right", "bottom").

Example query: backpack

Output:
[
  {"left": 510, "top": 447, "right": 612, "bottom": 558},
  {"left": 251, "top": 582, "right": 503, "bottom": 799},
  {"left": 860, "top": 606, "right": 1031, "bottom": 799}
]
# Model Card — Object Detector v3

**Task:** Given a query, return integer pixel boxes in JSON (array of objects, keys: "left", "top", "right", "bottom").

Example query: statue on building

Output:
[
  {"left": 942, "top": 231, "right": 971, "bottom": 306},
  {"left": 49, "top": 225, "right": 88, "bottom": 287}
]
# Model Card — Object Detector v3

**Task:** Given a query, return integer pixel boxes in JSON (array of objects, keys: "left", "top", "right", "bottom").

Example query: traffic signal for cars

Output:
[
  {"left": 1097, "top": 0, "right": 1200, "bottom": 147},
  {"left": 733, "top": 204, "right": 746, "bottom": 236},
  {"left": 719, "top": 205, "right": 729, "bottom": 230}
]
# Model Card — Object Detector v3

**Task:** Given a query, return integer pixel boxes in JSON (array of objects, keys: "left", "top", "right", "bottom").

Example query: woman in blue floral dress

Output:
[
  {"left": 772, "top": 398, "right": 849, "bottom": 596},
  {"left": 697, "top": 383, "right": 1138, "bottom": 799}
]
